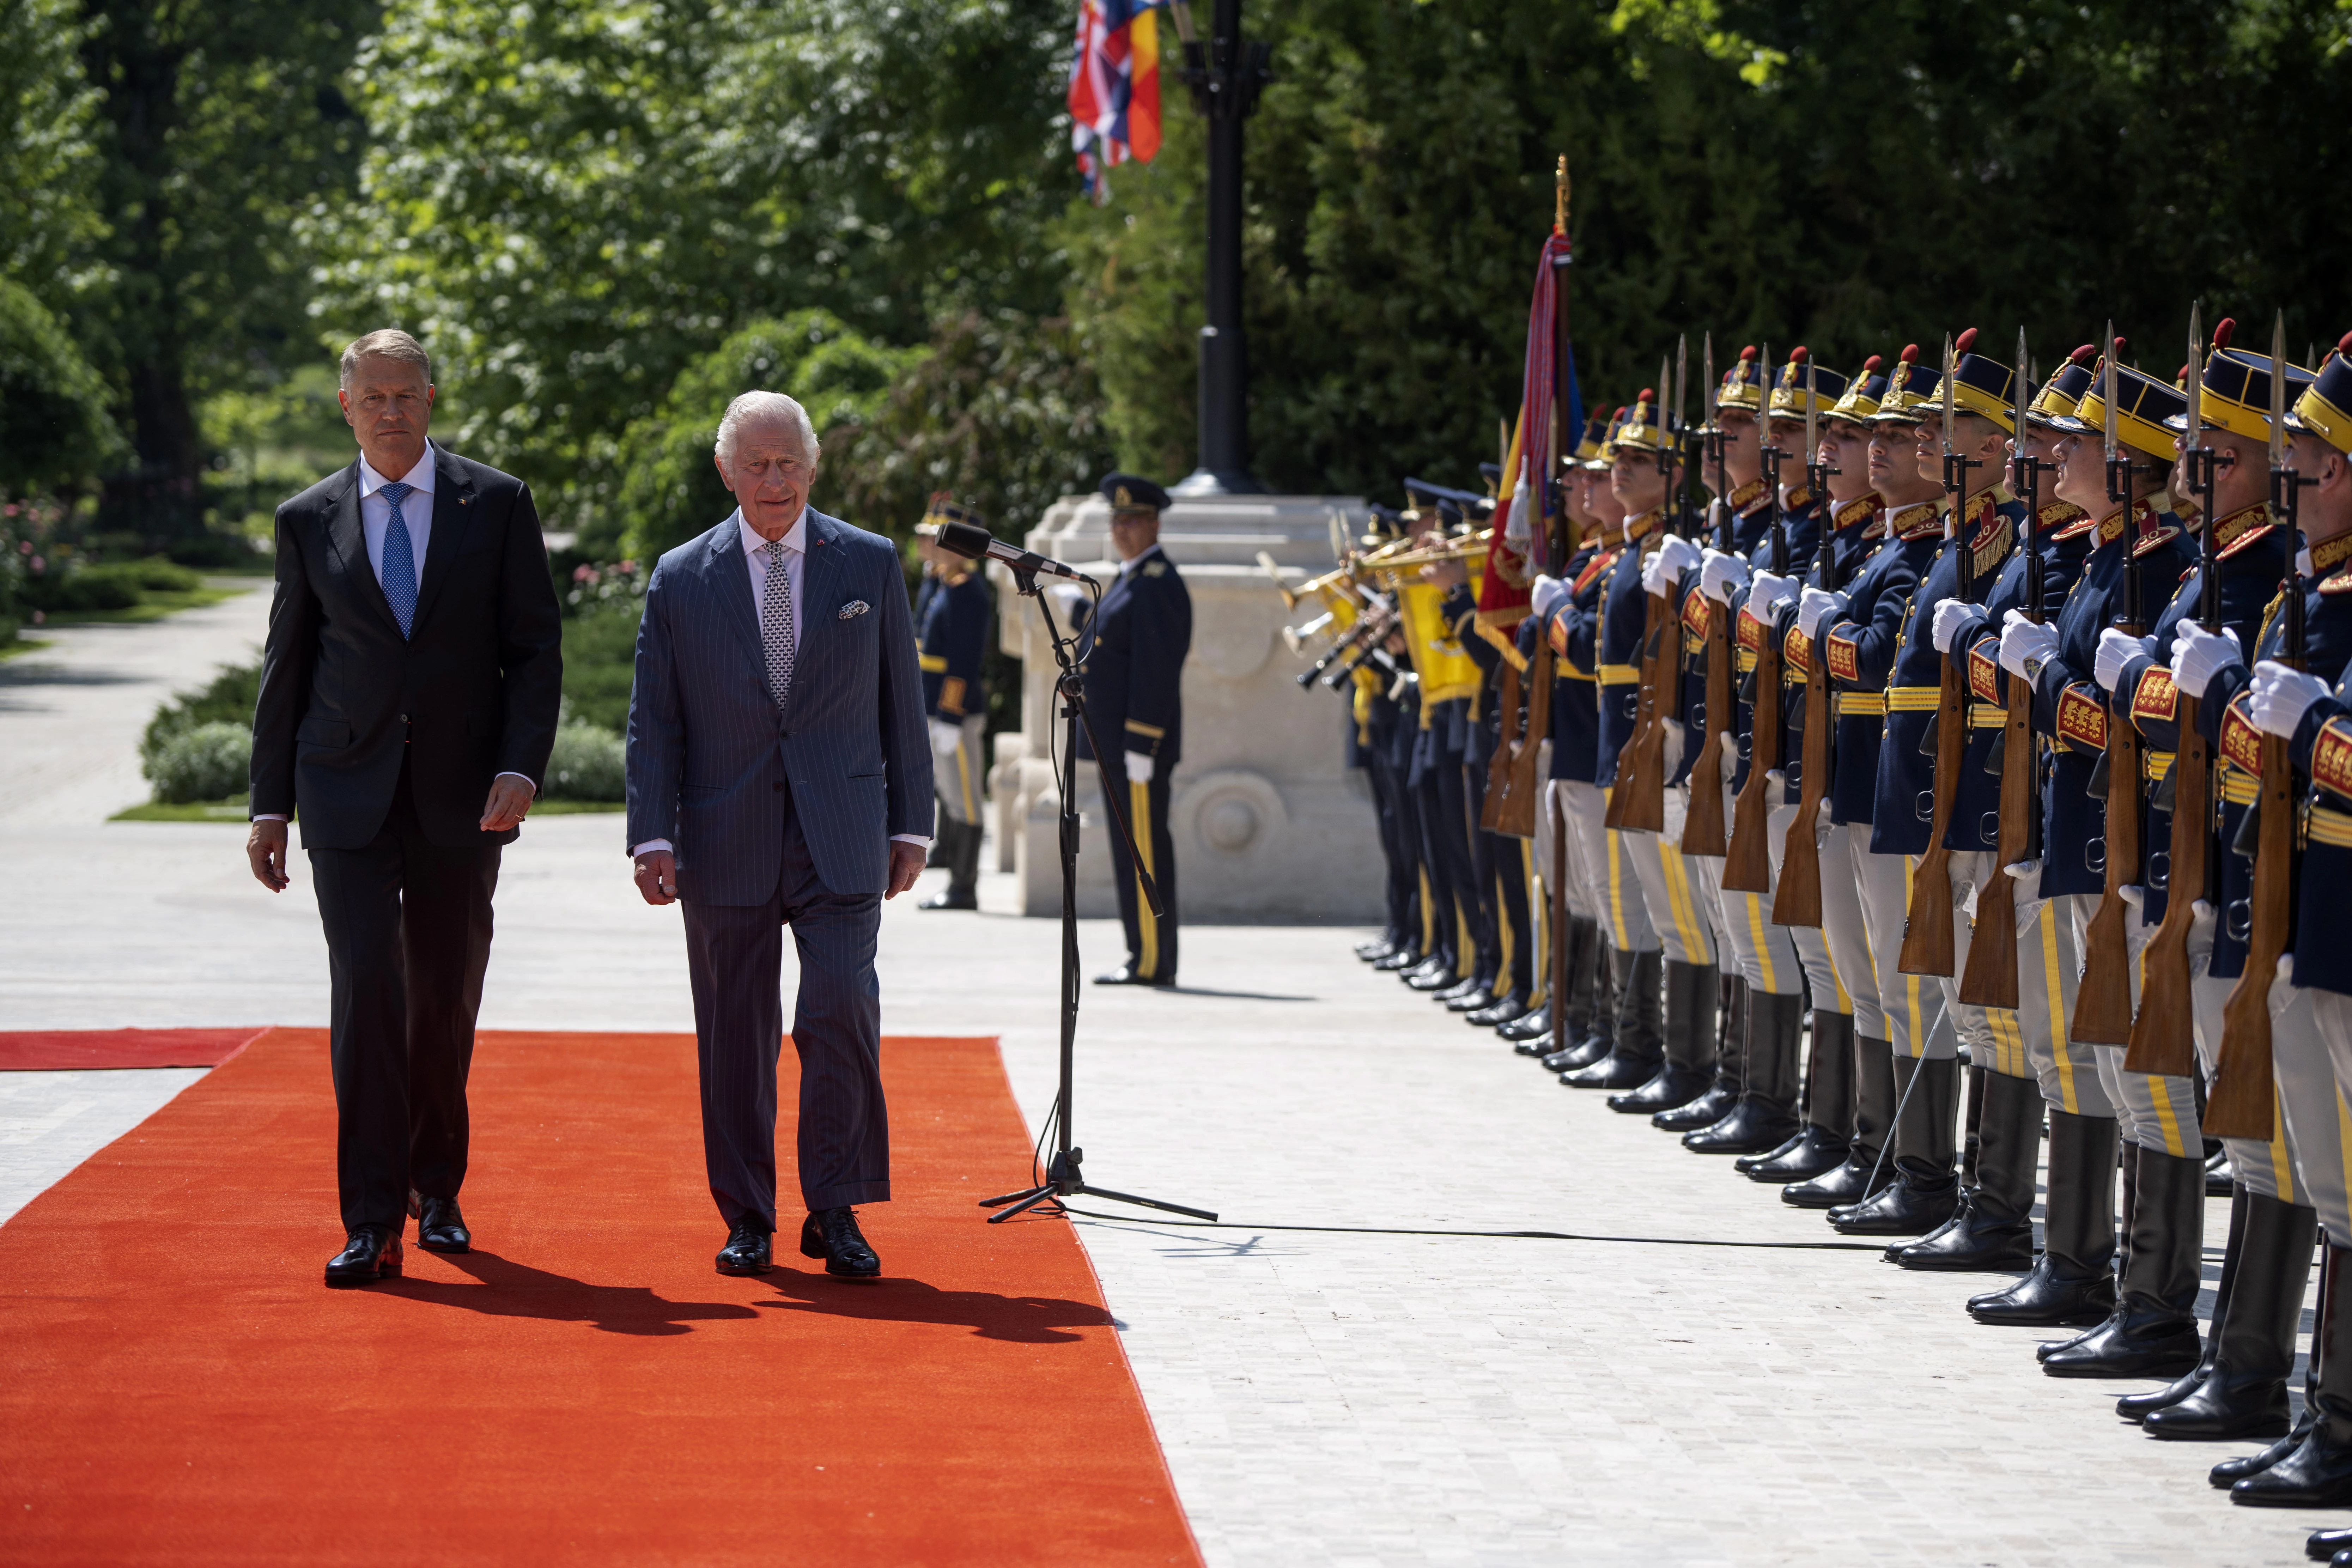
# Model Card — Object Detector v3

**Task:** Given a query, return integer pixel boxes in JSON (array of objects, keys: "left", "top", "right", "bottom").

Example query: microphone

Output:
[{"left": 934, "top": 518, "right": 1090, "bottom": 582}]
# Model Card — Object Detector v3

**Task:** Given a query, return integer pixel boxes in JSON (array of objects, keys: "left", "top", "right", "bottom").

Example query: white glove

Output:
[
  {"left": 2250, "top": 659, "right": 2332, "bottom": 739},
  {"left": 1124, "top": 751, "right": 1156, "bottom": 784},
  {"left": 1796, "top": 586, "right": 1847, "bottom": 641},
  {"left": 1748, "top": 571, "right": 1797, "bottom": 613},
  {"left": 1649, "top": 533, "right": 1702, "bottom": 591},
  {"left": 1529, "top": 573, "right": 1567, "bottom": 624},
  {"left": 2169, "top": 621, "right": 2243, "bottom": 702},
  {"left": 928, "top": 717, "right": 963, "bottom": 753},
  {"left": 1997, "top": 608, "right": 2059, "bottom": 679},
  {"left": 1700, "top": 548, "right": 1749, "bottom": 603},
  {"left": 2096, "top": 628, "right": 2155, "bottom": 692},
  {"left": 1930, "top": 598, "right": 1978, "bottom": 654}
]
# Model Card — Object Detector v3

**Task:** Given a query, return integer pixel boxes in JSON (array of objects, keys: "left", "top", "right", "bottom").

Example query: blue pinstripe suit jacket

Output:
[{"left": 625, "top": 508, "right": 933, "bottom": 904}]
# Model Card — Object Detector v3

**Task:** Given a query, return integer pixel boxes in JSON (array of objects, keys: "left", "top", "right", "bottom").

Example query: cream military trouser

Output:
[
  {"left": 2081, "top": 895, "right": 2201, "bottom": 1159},
  {"left": 1765, "top": 798, "right": 1862, "bottom": 1028},
  {"left": 1535, "top": 748, "right": 1595, "bottom": 923},
  {"left": 2183, "top": 904, "right": 2321, "bottom": 1206},
  {"left": 1849, "top": 836, "right": 1958, "bottom": 1060},
  {"left": 1941, "top": 853, "right": 2081, "bottom": 1098},
  {"left": 931, "top": 712, "right": 988, "bottom": 826},
  {"left": 2299, "top": 988, "right": 2352, "bottom": 1247},
  {"left": 1705, "top": 772, "right": 1801, "bottom": 995},
  {"left": 1566, "top": 782, "right": 1654, "bottom": 954},
  {"left": 1620, "top": 781, "right": 1718, "bottom": 968}
]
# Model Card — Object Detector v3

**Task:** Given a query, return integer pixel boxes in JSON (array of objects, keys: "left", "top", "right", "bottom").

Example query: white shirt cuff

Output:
[
  {"left": 496, "top": 771, "right": 538, "bottom": 796},
  {"left": 632, "top": 839, "right": 673, "bottom": 858},
  {"left": 892, "top": 834, "right": 933, "bottom": 851}
]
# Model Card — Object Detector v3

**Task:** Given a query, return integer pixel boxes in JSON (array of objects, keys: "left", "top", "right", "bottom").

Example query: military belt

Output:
[
  {"left": 2143, "top": 749, "right": 2175, "bottom": 784},
  {"left": 1834, "top": 692, "right": 1886, "bottom": 718},
  {"left": 1884, "top": 685, "right": 1940, "bottom": 713},
  {"left": 1598, "top": 663, "right": 1640, "bottom": 685},
  {"left": 2308, "top": 804, "right": 2352, "bottom": 849}
]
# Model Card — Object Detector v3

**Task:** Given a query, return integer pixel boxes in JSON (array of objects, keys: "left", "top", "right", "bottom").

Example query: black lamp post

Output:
[{"left": 1170, "top": 0, "right": 1272, "bottom": 497}]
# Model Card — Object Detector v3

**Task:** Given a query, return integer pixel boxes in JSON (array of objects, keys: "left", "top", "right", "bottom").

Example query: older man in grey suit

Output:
[{"left": 626, "top": 390, "right": 931, "bottom": 1279}]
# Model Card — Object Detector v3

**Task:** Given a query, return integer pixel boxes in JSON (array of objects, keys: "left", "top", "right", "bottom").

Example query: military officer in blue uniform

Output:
[
  {"left": 913, "top": 496, "right": 995, "bottom": 911},
  {"left": 1081, "top": 473, "right": 1193, "bottom": 987}
]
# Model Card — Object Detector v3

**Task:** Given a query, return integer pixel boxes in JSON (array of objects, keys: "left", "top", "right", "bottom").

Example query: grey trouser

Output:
[
  {"left": 1621, "top": 783, "right": 1718, "bottom": 968},
  {"left": 1850, "top": 836, "right": 1957, "bottom": 1060},
  {"left": 1766, "top": 799, "right": 1863, "bottom": 1023},
  {"left": 2081, "top": 894, "right": 2199, "bottom": 1159},
  {"left": 1943, "top": 856, "right": 2082, "bottom": 1097}
]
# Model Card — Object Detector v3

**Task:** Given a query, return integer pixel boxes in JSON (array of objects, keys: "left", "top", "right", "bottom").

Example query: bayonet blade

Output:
[
  {"left": 1940, "top": 332, "right": 1957, "bottom": 456},
  {"left": 2270, "top": 309, "right": 2289, "bottom": 472},
  {"left": 2102, "top": 318, "right": 2119, "bottom": 467},
  {"left": 1703, "top": 332, "right": 1716, "bottom": 425},
  {"left": 2013, "top": 325, "right": 2030, "bottom": 452},
  {"left": 2186, "top": 303, "right": 2205, "bottom": 455},
  {"left": 1804, "top": 359, "right": 1818, "bottom": 466},
  {"left": 1675, "top": 334, "right": 1688, "bottom": 435}
]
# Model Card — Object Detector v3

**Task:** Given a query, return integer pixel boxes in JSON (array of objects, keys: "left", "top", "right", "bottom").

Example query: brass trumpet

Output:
[
  {"left": 1281, "top": 610, "right": 1337, "bottom": 656},
  {"left": 1256, "top": 550, "right": 1360, "bottom": 612},
  {"left": 1360, "top": 528, "right": 1493, "bottom": 575}
]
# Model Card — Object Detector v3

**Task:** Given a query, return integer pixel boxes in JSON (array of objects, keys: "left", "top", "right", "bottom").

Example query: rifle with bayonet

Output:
[
  {"left": 2072, "top": 327, "right": 2146, "bottom": 1043},
  {"left": 2126, "top": 304, "right": 2218, "bottom": 1078},
  {"left": 1724, "top": 346, "right": 1789, "bottom": 893},
  {"left": 1614, "top": 353, "right": 1685, "bottom": 833},
  {"left": 1774, "top": 357, "right": 1833, "bottom": 926},
  {"left": 2207, "top": 310, "right": 2305, "bottom": 1135},
  {"left": 1682, "top": 334, "right": 1736, "bottom": 857},
  {"left": 1899, "top": 334, "right": 1977, "bottom": 977},
  {"left": 1484, "top": 399, "right": 1564, "bottom": 838},
  {"left": 1958, "top": 328, "right": 2043, "bottom": 1008}
]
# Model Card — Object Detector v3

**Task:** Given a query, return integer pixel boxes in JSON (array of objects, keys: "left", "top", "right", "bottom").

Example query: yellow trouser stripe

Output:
[
  {"left": 1525, "top": 841, "right": 1545, "bottom": 1005},
  {"left": 1743, "top": 892, "right": 1779, "bottom": 991},
  {"left": 1131, "top": 780, "right": 1159, "bottom": 979},
  {"left": 1495, "top": 871, "right": 1515, "bottom": 985},
  {"left": 1456, "top": 904, "right": 1476, "bottom": 980},
  {"left": 1662, "top": 841, "right": 1707, "bottom": 961},
  {"left": 2146, "top": 1073, "right": 2188, "bottom": 1157},
  {"left": 2039, "top": 903, "right": 2078, "bottom": 1113},
  {"left": 1985, "top": 1001, "right": 2025, "bottom": 1078},
  {"left": 1607, "top": 818, "right": 1636, "bottom": 950},
  {"left": 1420, "top": 867, "right": 1435, "bottom": 954},
  {"left": 1901, "top": 855, "right": 1926, "bottom": 1056},
  {"left": 2269, "top": 1084, "right": 2297, "bottom": 1201},
  {"left": 954, "top": 742, "right": 978, "bottom": 821}
]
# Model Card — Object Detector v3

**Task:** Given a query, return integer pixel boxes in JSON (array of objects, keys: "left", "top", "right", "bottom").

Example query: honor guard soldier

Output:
[
  {"left": 1898, "top": 341, "right": 2096, "bottom": 1274},
  {"left": 913, "top": 495, "right": 995, "bottom": 911},
  {"left": 2242, "top": 337, "right": 2352, "bottom": 1527},
  {"left": 2048, "top": 319, "right": 2295, "bottom": 1380},
  {"left": 1791, "top": 344, "right": 1951, "bottom": 1213},
  {"left": 1082, "top": 473, "right": 1192, "bottom": 987},
  {"left": 1966, "top": 348, "right": 2194, "bottom": 1330}
]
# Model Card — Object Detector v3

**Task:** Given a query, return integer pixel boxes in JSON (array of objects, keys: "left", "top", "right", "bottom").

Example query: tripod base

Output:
[{"left": 980, "top": 1149, "right": 1218, "bottom": 1224}]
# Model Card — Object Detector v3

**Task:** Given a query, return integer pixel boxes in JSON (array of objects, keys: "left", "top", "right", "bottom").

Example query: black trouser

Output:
[
  {"left": 1101, "top": 756, "right": 1178, "bottom": 983},
  {"left": 308, "top": 760, "right": 500, "bottom": 1234},
  {"left": 1388, "top": 757, "right": 1426, "bottom": 949},
  {"left": 1479, "top": 826, "right": 1532, "bottom": 995},
  {"left": 933, "top": 802, "right": 983, "bottom": 899},
  {"left": 1426, "top": 755, "right": 1479, "bottom": 970},
  {"left": 1464, "top": 760, "right": 1511, "bottom": 982},
  {"left": 1366, "top": 749, "right": 1414, "bottom": 940}
]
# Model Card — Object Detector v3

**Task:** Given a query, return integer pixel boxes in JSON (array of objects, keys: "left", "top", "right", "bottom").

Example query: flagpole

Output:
[{"left": 1172, "top": 0, "right": 1272, "bottom": 496}]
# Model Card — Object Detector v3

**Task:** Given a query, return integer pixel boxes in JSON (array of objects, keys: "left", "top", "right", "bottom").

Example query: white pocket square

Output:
[{"left": 838, "top": 600, "right": 869, "bottom": 620}]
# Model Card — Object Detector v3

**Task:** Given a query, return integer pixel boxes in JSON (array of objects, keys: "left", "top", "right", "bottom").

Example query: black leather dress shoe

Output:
[
  {"left": 1741, "top": 1126, "right": 1846, "bottom": 1183},
  {"left": 1373, "top": 946, "right": 1422, "bottom": 973},
  {"left": 324, "top": 1227, "right": 403, "bottom": 1287},
  {"left": 715, "top": 1221, "right": 773, "bottom": 1276},
  {"left": 1606, "top": 1062, "right": 1710, "bottom": 1116},
  {"left": 1467, "top": 991, "right": 1530, "bottom": 1028},
  {"left": 1828, "top": 1171, "right": 1959, "bottom": 1236},
  {"left": 2307, "top": 1525, "right": 2352, "bottom": 1560},
  {"left": 918, "top": 889, "right": 978, "bottom": 911},
  {"left": 1093, "top": 964, "right": 1171, "bottom": 987},
  {"left": 417, "top": 1196, "right": 471, "bottom": 1253},
  {"left": 2039, "top": 1304, "right": 2203, "bottom": 1379},
  {"left": 1355, "top": 936, "right": 1398, "bottom": 962},
  {"left": 802, "top": 1207, "right": 882, "bottom": 1278},
  {"left": 1782, "top": 1154, "right": 1885, "bottom": 1210},
  {"left": 2216, "top": 1418, "right": 2309, "bottom": 1488},
  {"left": 1404, "top": 956, "right": 1458, "bottom": 991},
  {"left": 1968, "top": 1257, "right": 2117, "bottom": 1327},
  {"left": 1444, "top": 983, "right": 1499, "bottom": 1013},
  {"left": 1682, "top": 1099, "right": 1799, "bottom": 1156},
  {"left": 1652, "top": 1081, "right": 1736, "bottom": 1134},
  {"left": 1502, "top": 1004, "right": 1554, "bottom": 1045},
  {"left": 1887, "top": 1195, "right": 2034, "bottom": 1272},
  {"left": 1435, "top": 974, "right": 1488, "bottom": 1005}
]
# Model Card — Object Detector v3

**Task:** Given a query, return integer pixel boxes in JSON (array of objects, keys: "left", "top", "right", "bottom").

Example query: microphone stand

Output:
[{"left": 980, "top": 566, "right": 1218, "bottom": 1224}]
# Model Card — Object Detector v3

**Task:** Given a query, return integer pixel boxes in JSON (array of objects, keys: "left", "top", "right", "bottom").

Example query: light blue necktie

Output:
[{"left": 380, "top": 480, "right": 417, "bottom": 638}]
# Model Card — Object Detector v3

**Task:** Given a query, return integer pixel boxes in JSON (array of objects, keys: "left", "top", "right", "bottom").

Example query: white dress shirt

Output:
[
  {"left": 631, "top": 506, "right": 930, "bottom": 859},
  {"left": 256, "top": 442, "right": 529, "bottom": 822}
]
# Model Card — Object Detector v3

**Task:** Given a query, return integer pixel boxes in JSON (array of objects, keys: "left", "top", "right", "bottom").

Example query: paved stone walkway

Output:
[{"left": 0, "top": 590, "right": 2325, "bottom": 1566}]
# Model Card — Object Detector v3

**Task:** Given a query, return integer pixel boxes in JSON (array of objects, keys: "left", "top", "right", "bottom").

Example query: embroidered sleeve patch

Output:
[
  {"left": 1682, "top": 591, "right": 1713, "bottom": 638},
  {"left": 1736, "top": 606, "right": 1768, "bottom": 653},
  {"left": 1548, "top": 613, "right": 1570, "bottom": 657},
  {"left": 2056, "top": 684, "right": 2108, "bottom": 753},
  {"left": 1785, "top": 624, "right": 1811, "bottom": 666},
  {"left": 1968, "top": 640, "right": 2001, "bottom": 703},
  {"left": 2315, "top": 717, "right": 2352, "bottom": 802},
  {"left": 1824, "top": 628, "right": 1861, "bottom": 685},
  {"left": 2131, "top": 668, "right": 2179, "bottom": 724},
  {"left": 2219, "top": 695, "right": 2265, "bottom": 776}
]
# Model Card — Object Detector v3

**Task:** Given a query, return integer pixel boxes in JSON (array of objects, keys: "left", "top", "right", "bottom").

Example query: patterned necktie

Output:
[
  {"left": 760, "top": 536, "right": 795, "bottom": 708},
  {"left": 380, "top": 481, "right": 417, "bottom": 639}
]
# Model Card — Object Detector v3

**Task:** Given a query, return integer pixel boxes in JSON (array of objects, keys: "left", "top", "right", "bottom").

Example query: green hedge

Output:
[
  {"left": 24, "top": 557, "right": 205, "bottom": 613},
  {"left": 149, "top": 721, "right": 251, "bottom": 804},
  {"left": 143, "top": 661, "right": 261, "bottom": 777},
  {"left": 543, "top": 723, "right": 626, "bottom": 802}
]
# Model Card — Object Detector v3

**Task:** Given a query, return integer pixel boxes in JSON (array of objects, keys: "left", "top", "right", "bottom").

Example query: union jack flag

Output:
[{"left": 1067, "top": 0, "right": 1164, "bottom": 202}]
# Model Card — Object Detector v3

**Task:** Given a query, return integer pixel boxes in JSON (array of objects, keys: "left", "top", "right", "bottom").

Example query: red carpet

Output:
[
  {"left": 0, "top": 1027, "right": 266, "bottom": 1070},
  {"left": 0, "top": 1029, "right": 1199, "bottom": 1567}
]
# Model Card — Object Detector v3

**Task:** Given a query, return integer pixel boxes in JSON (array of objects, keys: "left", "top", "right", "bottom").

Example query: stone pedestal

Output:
[{"left": 986, "top": 492, "right": 1381, "bottom": 923}]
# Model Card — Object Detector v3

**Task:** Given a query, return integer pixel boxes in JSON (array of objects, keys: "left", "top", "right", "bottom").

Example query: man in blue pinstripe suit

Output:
[{"left": 625, "top": 390, "right": 933, "bottom": 1280}]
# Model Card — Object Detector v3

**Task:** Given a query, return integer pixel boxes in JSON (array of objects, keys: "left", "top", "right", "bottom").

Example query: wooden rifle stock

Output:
[
  {"left": 2205, "top": 725, "right": 2292, "bottom": 1138},
  {"left": 2070, "top": 705, "right": 2143, "bottom": 1044},
  {"left": 1681, "top": 595, "right": 1734, "bottom": 856},
  {"left": 1487, "top": 644, "right": 1553, "bottom": 838},
  {"left": 1478, "top": 655, "right": 1524, "bottom": 831},
  {"left": 1772, "top": 622, "right": 1830, "bottom": 926},
  {"left": 1722, "top": 605, "right": 1783, "bottom": 892},
  {"left": 1897, "top": 657, "right": 1969, "bottom": 977},
  {"left": 1956, "top": 667, "right": 2036, "bottom": 1007},
  {"left": 2123, "top": 695, "right": 2209, "bottom": 1077},
  {"left": 1615, "top": 588, "right": 1676, "bottom": 832}
]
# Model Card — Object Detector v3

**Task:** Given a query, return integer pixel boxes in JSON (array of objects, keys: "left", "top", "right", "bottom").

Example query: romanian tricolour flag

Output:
[{"left": 1068, "top": 0, "right": 1163, "bottom": 202}]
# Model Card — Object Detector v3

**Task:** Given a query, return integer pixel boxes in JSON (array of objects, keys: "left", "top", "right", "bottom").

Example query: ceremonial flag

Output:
[
  {"left": 1067, "top": 0, "right": 1164, "bottom": 202},
  {"left": 1480, "top": 229, "right": 1581, "bottom": 628}
]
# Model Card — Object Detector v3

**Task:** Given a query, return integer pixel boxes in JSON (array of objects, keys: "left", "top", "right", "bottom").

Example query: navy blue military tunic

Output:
[
  {"left": 1669, "top": 477, "right": 1773, "bottom": 789},
  {"left": 914, "top": 568, "right": 990, "bottom": 721},
  {"left": 1076, "top": 542, "right": 1192, "bottom": 767},
  {"left": 1820, "top": 500, "right": 1943, "bottom": 828},
  {"left": 1576, "top": 506, "right": 1665, "bottom": 789},
  {"left": 1773, "top": 491, "right": 1880, "bottom": 806},
  {"left": 1724, "top": 486, "right": 1822, "bottom": 796},
  {"left": 1546, "top": 535, "right": 1615, "bottom": 784},
  {"left": 2286, "top": 554, "right": 2352, "bottom": 993}
]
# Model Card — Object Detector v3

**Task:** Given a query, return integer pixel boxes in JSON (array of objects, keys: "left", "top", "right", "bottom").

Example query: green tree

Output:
[
  {"left": 316, "top": 0, "right": 1076, "bottom": 528},
  {"left": 76, "top": 0, "right": 376, "bottom": 548}
]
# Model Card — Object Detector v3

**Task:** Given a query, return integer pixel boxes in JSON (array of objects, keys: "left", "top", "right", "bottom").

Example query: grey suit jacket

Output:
[{"left": 625, "top": 508, "right": 932, "bottom": 903}]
